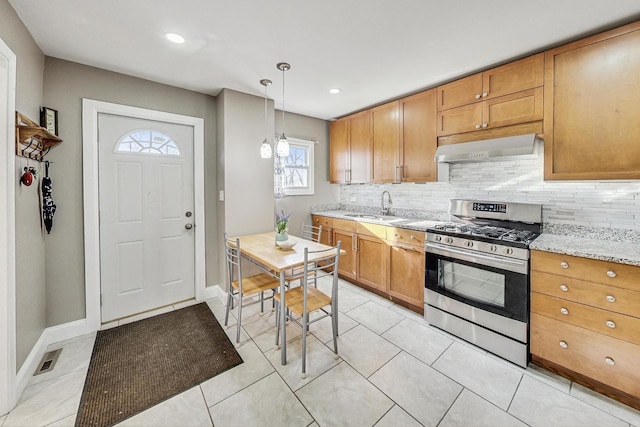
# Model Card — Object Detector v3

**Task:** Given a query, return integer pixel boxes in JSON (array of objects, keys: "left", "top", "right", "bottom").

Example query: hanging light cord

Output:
[
  {"left": 281, "top": 66, "right": 285, "bottom": 136},
  {"left": 264, "top": 83, "right": 268, "bottom": 137}
]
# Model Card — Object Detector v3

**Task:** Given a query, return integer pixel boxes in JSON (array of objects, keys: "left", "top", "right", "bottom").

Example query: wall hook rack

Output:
[{"left": 15, "top": 112, "right": 62, "bottom": 162}]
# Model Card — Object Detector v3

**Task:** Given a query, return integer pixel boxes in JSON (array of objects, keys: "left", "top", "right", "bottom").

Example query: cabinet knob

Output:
[
  {"left": 410, "top": 235, "right": 416, "bottom": 240},
  {"left": 482, "top": 92, "right": 488, "bottom": 98},
  {"left": 605, "top": 357, "right": 615, "bottom": 366},
  {"left": 560, "top": 261, "right": 569, "bottom": 269},
  {"left": 481, "top": 123, "right": 488, "bottom": 128},
  {"left": 606, "top": 295, "right": 616, "bottom": 303},
  {"left": 559, "top": 341, "right": 568, "bottom": 349},
  {"left": 560, "top": 307, "right": 569, "bottom": 315},
  {"left": 606, "top": 320, "right": 616, "bottom": 329},
  {"left": 475, "top": 94, "right": 481, "bottom": 99},
  {"left": 606, "top": 270, "right": 617, "bottom": 278},
  {"left": 559, "top": 284, "right": 569, "bottom": 292},
  {"left": 475, "top": 124, "right": 481, "bottom": 129}
]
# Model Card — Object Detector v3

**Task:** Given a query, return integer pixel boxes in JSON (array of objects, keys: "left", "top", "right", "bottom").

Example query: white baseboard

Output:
[
  {"left": 203, "top": 284, "right": 225, "bottom": 302},
  {"left": 15, "top": 318, "right": 95, "bottom": 404}
]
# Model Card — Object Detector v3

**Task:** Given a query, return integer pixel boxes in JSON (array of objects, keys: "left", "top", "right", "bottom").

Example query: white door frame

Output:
[
  {"left": 82, "top": 99, "right": 206, "bottom": 330},
  {"left": 0, "top": 37, "right": 17, "bottom": 415}
]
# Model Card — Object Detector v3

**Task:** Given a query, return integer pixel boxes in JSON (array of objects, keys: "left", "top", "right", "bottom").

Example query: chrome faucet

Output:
[{"left": 381, "top": 190, "right": 392, "bottom": 215}]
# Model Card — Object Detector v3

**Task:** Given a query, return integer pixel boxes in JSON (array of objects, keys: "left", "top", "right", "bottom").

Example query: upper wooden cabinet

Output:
[
  {"left": 544, "top": 21, "right": 640, "bottom": 180},
  {"left": 436, "top": 54, "right": 544, "bottom": 137},
  {"left": 437, "top": 54, "right": 544, "bottom": 110},
  {"left": 371, "top": 101, "right": 400, "bottom": 183},
  {"left": 329, "top": 111, "right": 372, "bottom": 183},
  {"left": 368, "top": 90, "right": 439, "bottom": 183},
  {"left": 400, "top": 89, "right": 438, "bottom": 182}
]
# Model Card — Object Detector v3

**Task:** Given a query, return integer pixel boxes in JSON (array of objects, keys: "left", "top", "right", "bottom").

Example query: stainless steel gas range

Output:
[{"left": 424, "top": 199, "right": 542, "bottom": 368}]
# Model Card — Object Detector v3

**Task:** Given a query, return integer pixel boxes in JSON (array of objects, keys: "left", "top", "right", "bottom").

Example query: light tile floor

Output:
[{"left": 3, "top": 277, "right": 640, "bottom": 427}]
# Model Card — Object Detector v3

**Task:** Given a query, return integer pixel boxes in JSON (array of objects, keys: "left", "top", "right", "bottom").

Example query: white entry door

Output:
[{"left": 98, "top": 114, "right": 195, "bottom": 322}]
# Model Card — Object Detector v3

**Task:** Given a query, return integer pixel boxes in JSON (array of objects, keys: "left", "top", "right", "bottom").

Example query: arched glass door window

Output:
[{"left": 115, "top": 130, "right": 181, "bottom": 156}]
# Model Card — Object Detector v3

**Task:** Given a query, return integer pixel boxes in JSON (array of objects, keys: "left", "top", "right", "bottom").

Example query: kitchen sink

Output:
[{"left": 344, "top": 213, "right": 400, "bottom": 222}]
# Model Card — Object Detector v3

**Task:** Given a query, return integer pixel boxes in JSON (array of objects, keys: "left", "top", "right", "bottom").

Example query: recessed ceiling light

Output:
[
  {"left": 165, "top": 33, "right": 185, "bottom": 44},
  {"left": 329, "top": 88, "right": 341, "bottom": 94}
]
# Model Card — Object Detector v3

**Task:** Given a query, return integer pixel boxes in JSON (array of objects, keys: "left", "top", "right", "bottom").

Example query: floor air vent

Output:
[{"left": 34, "top": 348, "right": 62, "bottom": 376}]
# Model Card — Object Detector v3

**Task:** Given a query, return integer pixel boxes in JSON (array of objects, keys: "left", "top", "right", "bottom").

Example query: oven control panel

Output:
[{"left": 473, "top": 202, "right": 507, "bottom": 213}]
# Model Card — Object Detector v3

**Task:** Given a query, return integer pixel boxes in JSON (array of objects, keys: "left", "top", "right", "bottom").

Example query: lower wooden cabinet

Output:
[
  {"left": 531, "top": 312, "right": 640, "bottom": 399},
  {"left": 388, "top": 243, "right": 424, "bottom": 308},
  {"left": 313, "top": 216, "right": 426, "bottom": 312},
  {"left": 530, "top": 250, "right": 640, "bottom": 409},
  {"left": 333, "top": 228, "right": 356, "bottom": 280},
  {"left": 356, "top": 234, "right": 387, "bottom": 292}
]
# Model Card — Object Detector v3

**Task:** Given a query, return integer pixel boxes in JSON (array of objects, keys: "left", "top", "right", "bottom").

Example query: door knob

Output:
[
  {"left": 185, "top": 211, "right": 192, "bottom": 217},
  {"left": 185, "top": 223, "right": 193, "bottom": 230}
]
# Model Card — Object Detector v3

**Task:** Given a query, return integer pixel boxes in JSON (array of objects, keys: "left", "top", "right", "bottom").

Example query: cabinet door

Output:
[
  {"left": 372, "top": 101, "right": 400, "bottom": 183},
  {"left": 483, "top": 87, "right": 543, "bottom": 129},
  {"left": 329, "top": 118, "right": 349, "bottom": 183},
  {"left": 334, "top": 229, "right": 356, "bottom": 280},
  {"left": 388, "top": 243, "right": 424, "bottom": 307},
  {"left": 356, "top": 235, "right": 387, "bottom": 292},
  {"left": 483, "top": 53, "right": 544, "bottom": 100},
  {"left": 400, "top": 89, "right": 438, "bottom": 182},
  {"left": 544, "top": 22, "right": 640, "bottom": 180},
  {"left": 348, "top": 110, "right": 372, "bottom": 183},
  {"left": 437, "top": 73, "right": 483, "bottom": 111},
  {"left": 437, "top": 102, "right": 483, "bottom": 136}
]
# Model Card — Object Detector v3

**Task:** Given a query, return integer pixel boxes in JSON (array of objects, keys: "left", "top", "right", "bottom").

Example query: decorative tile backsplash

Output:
[{"left": 339, "top": 145, "right": 640, "bottom": 232}]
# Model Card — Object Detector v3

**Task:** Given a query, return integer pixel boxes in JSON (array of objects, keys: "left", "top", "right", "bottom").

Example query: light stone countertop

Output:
[
  {"left": 312, "top": 210, "right": 446, "bottom": 232},
  {"left": 530, "top": 234, "right": 640, "bottom": 266},
  {"left": 314, "top": 209, "right": 640, "bottom": 267}
]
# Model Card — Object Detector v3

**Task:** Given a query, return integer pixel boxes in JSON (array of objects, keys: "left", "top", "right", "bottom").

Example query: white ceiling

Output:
[{"left": 8, "top": 0, "right": 640, "bottom": 120}]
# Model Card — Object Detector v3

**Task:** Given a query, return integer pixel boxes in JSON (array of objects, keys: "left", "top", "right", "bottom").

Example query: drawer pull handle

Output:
[
  {"left": 560, "top": 262, "right": 569, "bottom": 269},
  {"left": 559, "top": 285, "right": 569, "bottom": 292},
  {"left": 559, "top": 341, "right": 568, "bottom": 349},
  {"left": 605, "top": 357, "right": 615, "bottom": 366},
  {"left": 606, "top": 320, "right": 616, "bottom": 329},
  {"left": 606, "top": 295, "right": 616, "bottom": 303},
  {"left": 560, "top": 307, "right": 569, "bottom": 315},
  {"left": 606, "top": 270, "right": 617, "bottom": 278}
]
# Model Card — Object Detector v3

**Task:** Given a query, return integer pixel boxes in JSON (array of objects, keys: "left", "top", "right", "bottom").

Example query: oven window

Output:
[{"left": 439, "top": 260, "right": 505, "bottom": 308}]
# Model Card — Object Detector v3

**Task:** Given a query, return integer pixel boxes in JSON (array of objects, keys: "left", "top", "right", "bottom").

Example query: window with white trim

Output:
[{"left": 283, "top": 138, "right": 314, "bottom": 196}]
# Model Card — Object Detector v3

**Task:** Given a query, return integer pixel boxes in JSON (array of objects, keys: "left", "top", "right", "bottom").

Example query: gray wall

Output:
[
  {"left": 274, "top": 111, "right": 339, "bottom": 236},
  {"left": 0, "top": 0, "right": 46, "bottom": 371},
  {"left": 214, "top": 91, "right": 337, "bottom": 287},
  {"left": 42, "top": 58, "right": 218, "bottom": 325}
]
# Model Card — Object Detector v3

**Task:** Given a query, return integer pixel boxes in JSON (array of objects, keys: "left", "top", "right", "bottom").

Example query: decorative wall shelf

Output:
[{"left": 15, "top": 111, "right": 62, "bottom": 161}]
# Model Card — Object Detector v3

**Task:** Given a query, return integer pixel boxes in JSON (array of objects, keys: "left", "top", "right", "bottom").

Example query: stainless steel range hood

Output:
[{"left": 434, "top": 133, "right": 539, "bottom": 163}]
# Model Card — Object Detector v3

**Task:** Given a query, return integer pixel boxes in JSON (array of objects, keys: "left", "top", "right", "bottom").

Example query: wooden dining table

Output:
[{"left": 233, "top": 231, "right": 339, "bottom": 365}]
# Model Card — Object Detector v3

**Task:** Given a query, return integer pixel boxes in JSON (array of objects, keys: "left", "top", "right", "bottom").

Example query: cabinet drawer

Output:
[
  {"left": 531, "top": 270, "right": 640, "bottom": 318},
  {"left": 532, "top": 250, "right": 640, "bottom": 291},
  {"left": 531, "top": 312, "right": 640, "bottom": 397},
  {"left": 312, "top": 215, "right": 333, "bottom": 229},
  {"left": 387, "top": 227, "right": 425, "bottom": 247},
  {"left": 531, "top": 292, "right": 640, "bottom": 343},
  {"left": 356, "top": 222, "right": 387, "bottom": 239},
  {"left": 332, "top": 218, "right": 356, "bottom": 232}
]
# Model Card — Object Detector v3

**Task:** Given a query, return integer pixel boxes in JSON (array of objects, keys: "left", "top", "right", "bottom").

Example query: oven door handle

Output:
[{"left": 425, "top": 242, "right": 528, "bottom": 274}]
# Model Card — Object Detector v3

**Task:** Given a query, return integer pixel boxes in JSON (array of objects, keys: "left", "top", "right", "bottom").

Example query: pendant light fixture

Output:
[
  {"left": 259, "top": 78, "right": 273, "bottom": 159},
  {"left": 275, "top": 62, "right": 290, "bottom": 158}
]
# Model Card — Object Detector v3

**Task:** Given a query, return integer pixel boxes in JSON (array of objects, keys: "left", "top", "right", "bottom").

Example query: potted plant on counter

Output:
[{"left": 275, "top": 209, "right": 290, "bottom": 242}]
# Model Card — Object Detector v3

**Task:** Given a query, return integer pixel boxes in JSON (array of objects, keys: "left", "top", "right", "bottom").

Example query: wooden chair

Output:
[
  {"left": 224, "top": 233, "right": 280, "bottom": 344},
  {"left": 275, "top": 241, "right": 341, "bottom": 378}
]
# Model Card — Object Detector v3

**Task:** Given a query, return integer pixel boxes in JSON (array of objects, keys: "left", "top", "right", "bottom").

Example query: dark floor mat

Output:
[{"left": 75, "top": 302, "right": 243, "bottom": 427}]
